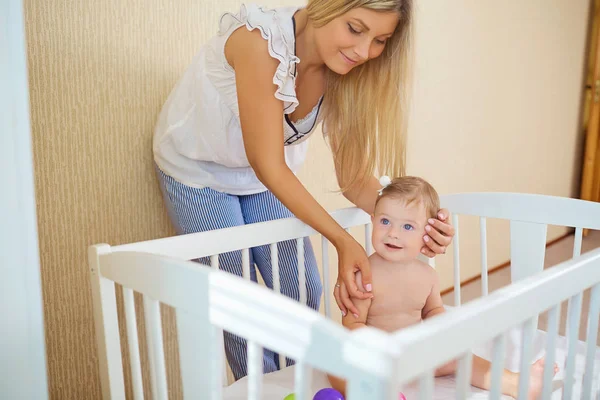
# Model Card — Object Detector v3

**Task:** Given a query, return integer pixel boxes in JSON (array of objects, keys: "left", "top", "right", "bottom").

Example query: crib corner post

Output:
[{"left": 88, "top": 244, "right": 125, "bottom": 400}]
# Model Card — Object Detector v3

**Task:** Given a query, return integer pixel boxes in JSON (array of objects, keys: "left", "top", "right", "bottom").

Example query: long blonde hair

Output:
[{"left": 306, "top": 0, "right": 413, "bottom": 192}]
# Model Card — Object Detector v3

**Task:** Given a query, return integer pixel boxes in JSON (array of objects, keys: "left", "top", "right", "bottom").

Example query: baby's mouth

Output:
[{"left": 385, "top": 243, "right": 402, "bottom": 250}]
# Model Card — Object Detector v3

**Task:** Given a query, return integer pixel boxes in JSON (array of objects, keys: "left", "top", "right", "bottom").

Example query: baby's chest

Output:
[{"left": 371, "top": 273, "right": 432, "bottom": 314}]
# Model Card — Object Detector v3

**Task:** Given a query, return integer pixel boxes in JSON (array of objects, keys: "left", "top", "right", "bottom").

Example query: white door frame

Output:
[{"left": 0, "top": 0, "right": 50, "bottom": 398}]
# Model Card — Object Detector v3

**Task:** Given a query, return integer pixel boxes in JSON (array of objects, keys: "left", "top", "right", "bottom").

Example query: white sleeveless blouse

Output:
[{"left": 153, "top": 3, "right": 323, "bottom": 195}]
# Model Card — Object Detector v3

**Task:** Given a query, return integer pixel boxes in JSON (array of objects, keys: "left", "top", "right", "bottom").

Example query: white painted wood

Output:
[
  {"left": 509, "top": 221, "right": 547, "bottom": 282},
  {"left": 564, "top": 292, "right": 583, "bottom": 400},
  {"left": 489, "top": 333, "right": 506, "bottom": 400},
  {"left": 542, "top": 304, "right": 561, "bottom": 400},
  {"left": 480, "top": 217, "right": 489, "bottom": 296},
  {"left": 88, "top": 245, "right": 125, "bottom": 399},
  {"left": 573, "top": 227, "right": 583, "bottom": 258},
  {"left": 143, "top": 296, "right": 168, "bottom": 400},
  {"left": 517, "top": 317, "right": 536, "bottom": 400},
  {"left": 247, "top": 341, "right": 263, "bottom": 400},
  {"left": 242, "top": 248, "right": 251, "bottom": 280},
  {"left": 452, "top": 214, "right": 461, "bottom": 306},
  {"left": 112, "top": 207, "right": 371, "bottom": 260},
  {"left": 321, "top": 236, "right": 331, "bottom": 319},
  {"left": 418, "top": 371, "right": 434, "bottom": 400},
  {"left": 176, "top": 307, "right": 213, "bottom": 399},
  {"left": 293, "top": 360, "right": 310, "bottom": 400},
  {"left": 455, "top": 352, "right": 473, "bottom": 399},
  {"left": 582, "top": 284, "right": 600, "bottom": 400},
  {"left": 440, "top": 193, "right": 600, "bottom": 230},
  {"left": 123, "top": 287, "right": 143, "bottom": 400},
  {"left": 210, "top": 254, "right": 230, "bottom": 388},
  {"left": 99, "top": 252, "right": 357, "bottom": 378},
  {"left": 270, "top": 242, "right": 285, "bottom": 370},
  {"left": 392, "top": 247, "right": 600, "bottom": 386},
  {"left": 271, "top": 243, "right": 280, "bottom": 294},
  {"left": 1, "top": 0, "right": 49, "bottom": 396},
  {"left": 213, "top": 326, "right": 226, "bottom": 396},
  {"left": 297, "top": 238, "right": 307, "bottom": 306},
  {"left": 365, "top": 223, "right": 373, "bottom": 255}
]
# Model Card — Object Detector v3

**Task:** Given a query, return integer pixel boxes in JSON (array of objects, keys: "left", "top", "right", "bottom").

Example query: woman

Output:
[{"left": 153, "top": 0, "right": 454, "bottom": 380}]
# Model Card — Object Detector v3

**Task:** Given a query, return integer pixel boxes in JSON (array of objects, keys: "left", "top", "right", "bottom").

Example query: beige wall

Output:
[{"left": 25, "top": 0, "right": 589, "bottom": 398}]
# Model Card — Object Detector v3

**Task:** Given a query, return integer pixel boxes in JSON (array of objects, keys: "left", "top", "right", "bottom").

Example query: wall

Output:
[{"left": 25, "top": 0, "right": 590, "bottom": 398}]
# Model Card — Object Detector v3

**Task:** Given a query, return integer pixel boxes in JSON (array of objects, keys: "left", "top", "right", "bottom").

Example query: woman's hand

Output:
[
  {"left": 333, "top": 236, "right": 373, "bottom": 317},
  {"left": 421, "top": 208, "right": 455, "bottom": 257}
]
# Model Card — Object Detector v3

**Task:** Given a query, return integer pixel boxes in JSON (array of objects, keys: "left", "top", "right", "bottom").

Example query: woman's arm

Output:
[{"left": 227, "top": 28, "right": 373, "bottom": 315}]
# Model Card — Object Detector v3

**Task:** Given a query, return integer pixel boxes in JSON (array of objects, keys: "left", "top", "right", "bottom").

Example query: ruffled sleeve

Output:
[{"left": 218, "top": 3, "right": 300, "bottom": 114}]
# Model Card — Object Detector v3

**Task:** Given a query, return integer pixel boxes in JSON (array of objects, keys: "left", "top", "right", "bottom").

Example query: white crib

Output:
[{"left": 89, "top": 193, "right": 600, "bottom": 399}]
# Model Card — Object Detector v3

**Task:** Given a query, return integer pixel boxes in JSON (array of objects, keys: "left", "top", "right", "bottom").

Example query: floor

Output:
[{"left": 442, "top": 230, "right": 600, "bottom": 344}]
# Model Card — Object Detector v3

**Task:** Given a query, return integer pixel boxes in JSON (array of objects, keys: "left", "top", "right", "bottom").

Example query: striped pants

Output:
[{"left": 155, "top": 167, "right": 322, "bottom": 380}]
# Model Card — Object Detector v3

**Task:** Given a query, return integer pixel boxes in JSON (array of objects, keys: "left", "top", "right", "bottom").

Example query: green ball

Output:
[{"left": 283, "top": 394, "right": 296, "bottom": 400}]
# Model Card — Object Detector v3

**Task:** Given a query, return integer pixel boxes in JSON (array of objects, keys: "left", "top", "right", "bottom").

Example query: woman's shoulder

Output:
[{"left": 220, "top": 3, "right": 301, "bottom": 112}]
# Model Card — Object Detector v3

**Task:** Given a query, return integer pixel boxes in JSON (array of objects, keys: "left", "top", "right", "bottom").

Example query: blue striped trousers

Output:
[{"left": 155, "top": 167, "right": 322, "bottom": 380}]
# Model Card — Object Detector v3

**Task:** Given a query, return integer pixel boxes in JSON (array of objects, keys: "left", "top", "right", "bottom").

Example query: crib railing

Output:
[
  {"left": 91, "top": 249, "right": 394, "bottom": 400},
  {"left": 112, "top": 206, "right": 371, "bottom": 319},
  {"left": 91, "top": 243, "right": 600, "bottom": 400},
  {"left": 440, "top": 193, "right": 600, "bottom": 305},
  {"left": 90, "top": 192, "right": 600, "bottom": 398},
  {"left": 391, "top": 246, "right": 600, "bottom": 400}
]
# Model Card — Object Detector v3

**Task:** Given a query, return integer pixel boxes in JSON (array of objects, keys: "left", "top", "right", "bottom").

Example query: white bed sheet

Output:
[{"left": 223, "top": 328, "right": 600, "bottom": 399}]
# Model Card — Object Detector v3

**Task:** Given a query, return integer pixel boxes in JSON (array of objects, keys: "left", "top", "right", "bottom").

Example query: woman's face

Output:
[{"left": 314, "top": 7, "right": 400, "bottom": 74}]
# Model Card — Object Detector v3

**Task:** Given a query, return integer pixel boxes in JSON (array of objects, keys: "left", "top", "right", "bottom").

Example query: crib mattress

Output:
[{"left": 223, "top": 329, "right": 600, "bottom": 399}]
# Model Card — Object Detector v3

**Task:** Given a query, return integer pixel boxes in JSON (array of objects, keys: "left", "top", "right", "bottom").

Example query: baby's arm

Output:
[
  {"left": 421, "top": 267, "right": 445, "bottom": 320},
  {"left": 328, "top": 271, "right": 372, "bottom": 396}
]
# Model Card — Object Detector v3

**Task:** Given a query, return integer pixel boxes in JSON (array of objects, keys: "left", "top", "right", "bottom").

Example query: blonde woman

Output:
[{"left": 153, "top": 0, "right": 454, "bottom": 379}]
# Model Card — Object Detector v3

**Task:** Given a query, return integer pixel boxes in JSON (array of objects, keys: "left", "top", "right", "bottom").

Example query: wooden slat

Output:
[
  {"left": 297, "top": 238, "right": 307, "bottom": 305},
  {"left": 123, "top": 287, "right": 143, "bottom": 400},
  {"left": 247, "top": 341, "right": 263, "bottom": 400},
  {"left": 143, "top": 296, "right": 168, "bottom": 400},
  {"left": 365, "top": 223, "right": 373, "bottom": 256},
  {"left": 542, "top": 304, "right": 561, "bottom": 400},
  {"left": 509, "top": 220, "right": 547, "bottom": 282},
  {"left": 293, "top": 360, "right": 311, "bottom": 400},
  {"left": 242, "top": 248, "right": 251, "bottom": 280},
  {"left": 480, "top": 217, "right": 489, "bottom": 296},
  {"left": 517, "top": 317, "right": 536, "bottom": 400},
  {"left": 452, "top": 214, "right": 461, "bottom": 306},
  {"left": 489, "top": 333, "right": 506, "bottom": 400},
  {"left": 455, "top": 352, "right": 473, "bottom": 399},
  {"left": 573, "top": 227, "right": 583, "bottom": 258},
  {"left": 321, "top": 236, "right": 331, "bottom": 319},
  {"left": 418, "top": 371, "right": 434, "bottom": 400},
  {"left": 563, "top": 293, "right": 583, "bottom": 400},
  {"left": 582, "top": 284, "right": 600, "bottom": 400},
  {"left": 89, "top": 245, "right": 125, "bottom": 399}
]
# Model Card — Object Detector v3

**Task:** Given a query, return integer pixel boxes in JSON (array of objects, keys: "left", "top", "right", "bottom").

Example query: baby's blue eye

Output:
[
  {"left": 403, "top": 224, "right": 414, "bottom": 231},
  {"left": 380, "top": 218, "right": 390, "bottom": 225}
]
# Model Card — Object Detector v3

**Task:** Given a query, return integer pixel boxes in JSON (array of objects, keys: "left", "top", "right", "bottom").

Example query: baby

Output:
[{"left": 328, "top": 176, "right": 557, "bottom": 399}]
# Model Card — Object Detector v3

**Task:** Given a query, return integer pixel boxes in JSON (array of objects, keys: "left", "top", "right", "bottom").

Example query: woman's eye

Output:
[
  {"left": 375, "top": 38, "right": 386, "bottom": 45},
  {"left": 403, "top": 224, "right": 414, "bottom": 231},
  {"left": 348, "top": 24, "right": 360, "bottom": 35}
]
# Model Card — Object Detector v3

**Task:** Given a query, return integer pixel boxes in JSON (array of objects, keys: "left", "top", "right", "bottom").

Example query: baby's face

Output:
[{"left": 371, "top": 196, "right": 428, "bottom": 263}]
